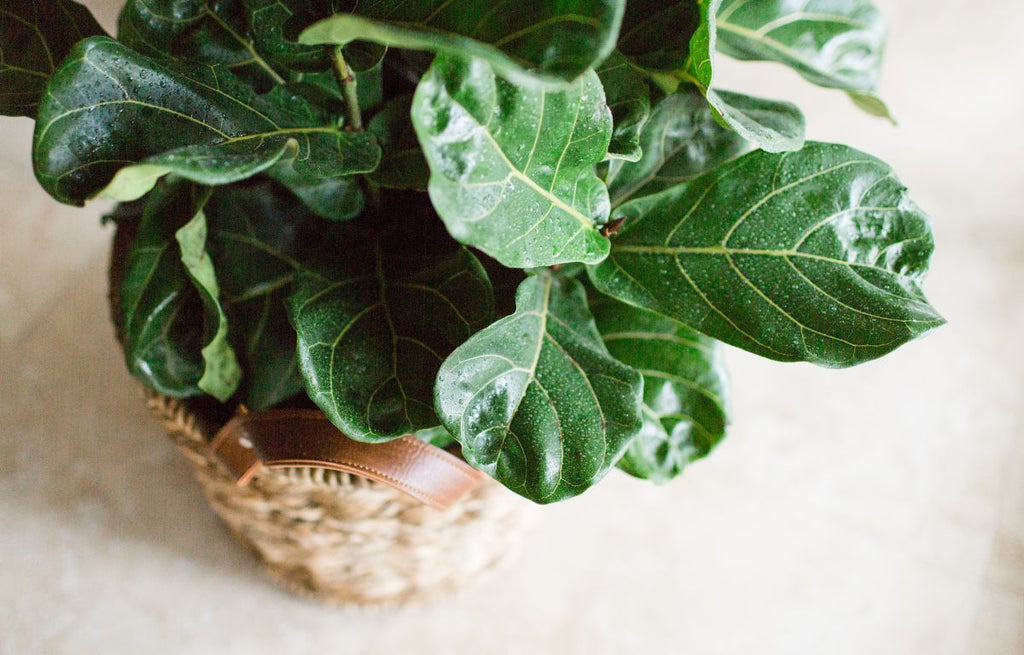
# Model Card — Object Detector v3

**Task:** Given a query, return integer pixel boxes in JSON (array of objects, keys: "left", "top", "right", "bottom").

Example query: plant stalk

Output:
[
  {"left": 329, "top": 47, "right": 381, "bottom": 213},
  {"left": 331, "top": 47, "right": 363, "bottom": 132}
]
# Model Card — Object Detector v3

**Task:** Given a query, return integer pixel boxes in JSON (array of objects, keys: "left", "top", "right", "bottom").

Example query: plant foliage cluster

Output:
[{"left": 2, "top": 0, "right": 943, "bottom": 503}]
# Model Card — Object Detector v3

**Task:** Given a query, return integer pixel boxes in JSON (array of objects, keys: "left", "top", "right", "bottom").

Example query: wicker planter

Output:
[{"left": 110, "top": 225, "right": 534, "bottom": 608}]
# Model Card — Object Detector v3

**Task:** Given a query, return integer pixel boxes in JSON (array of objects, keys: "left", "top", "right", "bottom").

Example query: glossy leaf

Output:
[
  {"left": 118, "top": 181, "right": 209, "bottom": 397},
  {"left": 245, "top": 0, "right": 387, "bottom": 72},
  {"left": 413, "top": 55, "right": 613, "bottom": 268},
  {"left": 605, "top": 87, "right": 748, "bottom": 207},
  {"left": 176, "top": 207, "right": 243, "bottom": 402},
  {"left": 288, "top": 222, "right": 494, "bottom": 442},
  {"left": 33, "top": 37, "right": 380, "bottom": 205},
  {"left": 0, "top": 0, "right": 106, "bottom": 117},
  {"left": 118, "top": 0, "right": 288, "bottom": 90},
  {"left": 434, "top": 272, "right": 644, "bottom": 503},
  {"left": 268, "top": 165, "right": 365, "bottom": 221},
  {"left": 300, "top": 0, "right": 625, "bottom": 87},
  {"left": 590, "top": 142, "right": 945, "bottom": 367},
  {"left": 205, "top": 181, "right": 316, "bottom": 410},
  {"left": 715, "top": 0, "right": 886, "bottom": 92},
  {"left": 617, "top": 0, "right": 700, "bottom": 73},
  {"left": 589, "top": 293, "right": 728, "bottom": 483},
  {"left": 368, "top": 94, "right": 429, "bottom": 190},
  {"left": 686, "top": 0, "right": 806, "bottom": 153},
  {"left": 707, "top": 89, "right": 804, "bottom": 153},
  {"left": 244, "top": 0, "right": 331, "bottom": 71},
  {"left": 596, "top": 52, "right": 650, "bottom": 162}
]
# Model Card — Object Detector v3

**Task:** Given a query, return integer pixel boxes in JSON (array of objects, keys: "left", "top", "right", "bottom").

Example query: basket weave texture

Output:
[{"left": 145, "top": 391, "right": 535, "bottom": 607}]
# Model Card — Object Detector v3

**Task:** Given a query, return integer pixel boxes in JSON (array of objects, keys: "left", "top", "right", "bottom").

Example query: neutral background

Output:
[{"left": 2, "top": 1, "right": 1021, "bottom": 653}]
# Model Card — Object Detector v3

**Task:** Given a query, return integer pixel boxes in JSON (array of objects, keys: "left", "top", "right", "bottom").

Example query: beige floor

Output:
[{"left": 2, "top": 1, "right": 1022, "bottom": 653}]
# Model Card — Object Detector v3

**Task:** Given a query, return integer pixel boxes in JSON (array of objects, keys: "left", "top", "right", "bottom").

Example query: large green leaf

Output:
[
  {"left": 299, "top": 0, "right": 625, "bottom": 87},
  {"left": 118, "top": 181, "right": 209, "bottom": 397},
  {"left": 685, "top": 0, "right": 805, "bottom": 153},
  {"left": 596, "top": 52, "right": 650, "bottom": 162},
  {"left": 589, "top": 142, "right": 945, "bottom": 367},
  {"left": 367, "top": 94, "right": 429, "bottom": 190},
  {"left": 589, "top": 293, "right": 728, "bottom": 483},
  {"left": 434, "top": 272, "right": 644, "bottom": 503},
  {"left": 33, "top": 37, "right": 380, "bottom": 205},
  {"left": 117, "top": 0, "right": 281, "bottom": 88},
  {"left": 605, "top": 87, "right": 748, "bottom": 207},
  {"left": 205, "top": 181, "right": 316, "bottom": 410},
  {"left": 716, "top": 0, "right": 886, "bottom": 92},
  {"left": 413, "top": 54, "right": 613, "bottom": 268},
  {"left": 288, "top": 220, "right": 494, "bottom": 442},
  {"left": 715, "top": 0, "right": 891, "bottom": 119},
  {"left": 0, "top": 0, "right": 105, "bottom": 117},
  {"left": 175, "top": 206, "right": 243, "bottom": 402}
]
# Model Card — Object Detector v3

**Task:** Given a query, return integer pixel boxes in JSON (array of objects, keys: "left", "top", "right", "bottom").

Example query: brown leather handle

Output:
[{"left": 209, "top": 410, "right": 486, "bottom": 510}]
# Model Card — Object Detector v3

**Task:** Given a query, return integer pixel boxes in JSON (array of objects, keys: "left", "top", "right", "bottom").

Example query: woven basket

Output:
[{"left": 110, "top": 224, "right": 535, "bottom": 608}]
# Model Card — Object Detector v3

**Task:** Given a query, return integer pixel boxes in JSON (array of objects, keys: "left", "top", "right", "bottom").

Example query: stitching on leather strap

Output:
[
  {"left": 209, "top": 410, "right": 486, "bottom": 510},
  {"left": 265, "top": 459, "right": 446, "bottom": 508}
]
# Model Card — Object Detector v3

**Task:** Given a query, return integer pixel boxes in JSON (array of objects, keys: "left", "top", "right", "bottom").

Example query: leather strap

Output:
[{"left": 209, "top": 409, "right": 486, "bottom": 510}]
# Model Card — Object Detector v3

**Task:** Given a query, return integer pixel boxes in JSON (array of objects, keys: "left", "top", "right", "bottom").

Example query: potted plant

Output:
[{"left": 3, "top": 0, "right": 943, "bottom": 605}]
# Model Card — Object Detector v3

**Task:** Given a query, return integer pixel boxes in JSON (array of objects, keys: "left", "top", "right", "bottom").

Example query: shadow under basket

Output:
[
  {"left": 110, "top": 225, "right": 534, "bottom": 608},
  {"left": 144, "top": 393, "right": 534, "bottom": 608}
]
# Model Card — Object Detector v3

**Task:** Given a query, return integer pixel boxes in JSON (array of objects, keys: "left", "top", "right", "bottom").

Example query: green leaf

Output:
[
  {"left": 706, "top": 88, "right": 804, "bottom": 152},
  {"left": 596, "top": 52, "right": 650, "bottom": 162},
  {"left": 118, "top": 0, "right": 285, "bottom": 88},
  {"left": 299, "top": 0, "right": 625, "bottom": 87},
  {"left": 367, "top": 94, "right": 429, "bottom": 190},
  {"left": 589, "top": 293, "right": 728, "bottom": 483},
  {"left": 715, "top": 0, "right": 886, "bottom": 92},
  {"left": 589, "top": 142, "right": 945, "bottom": 367},
  {"left": 434, "top": 272, "right": 644, "bottom": 503},
  {"left": 176, "top": 205, "right": 243, "bottom": 402},
  {"left": 244, "top": 0, "right": 331, "bottom": 71},
  {"left": 848, "top": 90, "right": 896, "bottom": 124},
  {"left": 685, "top": 0, "right": 805, "bottom": 152},
  {"left": 288, "top": 221, "right": 495, "bottom": 442},
  {"left": 412, "top": 54, "right": 613, "bottom": 268},
  {"left": 205, "top": 181, "right": 317, "bottom": 410},
  {"left": 414, "top": 425, "right": 457, "bottom": 449},
  {"left": 118, "top": 181, "right": 209, "bottom": 397},
  {"left": 244, "top": 0, "right": 387, "bottom": 73},
  {"left": 617, "top": 0, "right": 700, "bottom": 73},
  {"left": 715, "top": 0, "right": 892, "bottom": 119},
  {"left": 33, "top": 37, "right": 380, "bottom": 205},
  {"left": 268, "top": 165, "right": 364, "bottom": 221},
  {"left": 605, "top": 86, "right": 748, "bottom": 207},
  {"left": 0, "top": 0, "right": 106, "bottom": 117}
]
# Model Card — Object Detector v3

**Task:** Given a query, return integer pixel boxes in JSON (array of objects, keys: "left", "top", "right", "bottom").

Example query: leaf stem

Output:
[
  {"left": 330, "top": 47, "right": 379, "bottom": 213},
  {"left": 331, "top": 47, "right": 363, "bottom": 132}
]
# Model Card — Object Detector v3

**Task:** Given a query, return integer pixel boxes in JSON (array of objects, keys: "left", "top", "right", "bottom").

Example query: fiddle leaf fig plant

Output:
[{"left": 3, "top": 0, "right": 944, "bottom": 504}]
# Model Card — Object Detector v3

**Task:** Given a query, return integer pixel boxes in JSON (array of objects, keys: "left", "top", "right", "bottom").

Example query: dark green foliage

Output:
[{"left": 4, "top": 0, "right": 941, "bottom": 503}]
